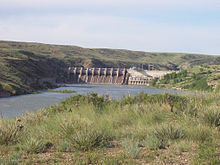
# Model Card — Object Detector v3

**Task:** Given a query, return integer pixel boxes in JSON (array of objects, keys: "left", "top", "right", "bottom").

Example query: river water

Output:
[{"left": 0, "top": 84, "right": 182, "bottom": 118}]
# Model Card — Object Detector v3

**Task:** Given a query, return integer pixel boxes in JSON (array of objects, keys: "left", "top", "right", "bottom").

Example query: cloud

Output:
[
  {"left": 1, "top": 12, "right": 219, "bottom": 55},
  {"left": 0, "top": 0, "right": 219, "bottom": 55},
  {"left": 1, "top": 0, "right": 220, "bottom": 10}
]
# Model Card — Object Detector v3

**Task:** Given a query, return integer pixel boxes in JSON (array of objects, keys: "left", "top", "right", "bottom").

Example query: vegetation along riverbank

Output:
[
  {"left": 150, "top": 65, "right": 220, "bottom": 92},
  {"left": 0, "top": 92, "right": 219, "bottom": 164},
  {"left": 47, "top": 90, "right": 76, "bottom": 93}
]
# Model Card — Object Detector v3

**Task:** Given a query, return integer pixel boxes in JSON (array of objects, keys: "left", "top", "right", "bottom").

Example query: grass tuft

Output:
[
  {"left": 0, "top": 120, "right": 22, "bottom": 145},
  {"left": 143, "top": 134, "right": 167, "bottom": 150},
  {"left": 121, "top": 138, "right": 141, "bottom": 159},
  {"left": 154, "top": 124, "right": 185, "bottom": 141},
  {"left": 60, "top": 124, "right": 112, "bottom": 151},
  {"left": 18, "top": 136, "right": 51, "bottom": 154},
  {"left": 202, "top": 109, "right": 220, "bottom": 127}
]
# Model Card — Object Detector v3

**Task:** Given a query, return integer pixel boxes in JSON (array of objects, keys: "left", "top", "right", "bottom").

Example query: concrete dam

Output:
[
  {"left": 67, "top": 67, "right": 129, "bottom": 85},
  {"left": 67, "top": 67, "right": 174, "bottom": 85}
]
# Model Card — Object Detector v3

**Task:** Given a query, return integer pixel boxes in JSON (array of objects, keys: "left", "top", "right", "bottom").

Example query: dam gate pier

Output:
[{"left": 67, "top": 67, "right": 129, "bottom": 85}]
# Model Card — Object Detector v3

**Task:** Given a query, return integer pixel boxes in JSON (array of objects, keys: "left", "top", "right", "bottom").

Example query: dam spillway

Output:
[{"left": 67, "top": 67, "right": 129, "bottom": 85}]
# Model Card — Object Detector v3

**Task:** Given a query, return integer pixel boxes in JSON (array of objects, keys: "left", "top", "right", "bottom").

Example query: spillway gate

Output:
[{"left": 67, "top": 67, "right": 129, "bottom": 85}]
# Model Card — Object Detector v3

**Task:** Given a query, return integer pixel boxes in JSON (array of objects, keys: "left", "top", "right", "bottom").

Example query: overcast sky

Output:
[{"left": 0, "top": 0, "right": 220, "bottom": 55}]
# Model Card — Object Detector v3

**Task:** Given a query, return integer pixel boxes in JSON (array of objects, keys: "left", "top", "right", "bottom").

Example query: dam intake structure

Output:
[
  {"left": 67, "top": 67, "right": 176, "bottom": 85},
  {"left": 67, "top": 67, "right": 129, "bottom": 85}
]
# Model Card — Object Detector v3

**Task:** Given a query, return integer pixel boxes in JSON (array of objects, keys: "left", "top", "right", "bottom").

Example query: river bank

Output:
[{"left": 0, "top": 92, "right": 219, "bottom": 164}]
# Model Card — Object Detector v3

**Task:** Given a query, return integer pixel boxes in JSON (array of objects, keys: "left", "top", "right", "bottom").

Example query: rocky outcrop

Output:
[
  {"left": 0, "top": 91, "right": 11, "bottom": 97},
  {"left": 0, "top": 76, "right": 58, "bottom": 98},
  {"left": 0, "top": 84, "right": 11, "bottom": 97}
]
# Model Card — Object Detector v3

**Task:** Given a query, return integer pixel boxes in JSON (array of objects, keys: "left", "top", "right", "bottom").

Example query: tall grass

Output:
[
  {"left": 0, "top": 92, "right": 219, "bottom": 164},
  {"left": 0, "top": 120, "right": 22, "bottom": 145},
  {"left": 121, "top": 138, "right": 141, "bottom": 158},
  {"left": 154, "top": 124, "right": 185, "bottom": 141}
]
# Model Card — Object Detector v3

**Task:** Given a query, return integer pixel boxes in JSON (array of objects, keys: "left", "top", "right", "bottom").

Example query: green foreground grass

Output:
[{"left": 0, "top": 92, "right": 219, "bottom": 164}]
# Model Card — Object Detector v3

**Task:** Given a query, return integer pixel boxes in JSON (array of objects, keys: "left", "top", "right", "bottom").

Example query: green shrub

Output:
[
  {"left": 184, "top": 78, "right": 213, "bottom": 91},
  {"left": 55, "top": 141, "right": 72, "bottom": 152},
  {"left": 143, "top": 134, "right": 167, "bottom": 150},
  {"left": 62, "top": 93, "right": 109, "bottom": 111},
  {"left": 149, "top": 79, "right": 157, "bottom": 87},
  {"left": 202, "top": 109, "right": 220, "bottom": 127},
  {"left": 121, "top": 138, "right": 141, "bottom": 158},
  {"left": 61, "top": 124, "right": 112, "bottom": 151},
  {"left": 154, "top": 124, "right": 185, "bottom": 142},
  {"left": 47, "top": 90, "right": 75, "bottom": 93},
  {"left": 121, "top": 95, "right": 135, "bottom": 105},
  {"left": 87, "top": 92, "right": 106, "bottom": 109},
  {"left": 159, "top": 70, "right": 188, "bottom": 85},
  {"left": 59, "top": 120, "right": 90, "bottom": 138},
  {"left": 0, "top": 120, "right": 22, "bottom": 145},
  {"left": 19, "top": 136, "right": 51, "bottom": 154},
  {"left": 145, "top": 93, "right": 188, "bottom": 112},
  {"left": 121, "top": 93, "right": 188, "bottom": 113}
]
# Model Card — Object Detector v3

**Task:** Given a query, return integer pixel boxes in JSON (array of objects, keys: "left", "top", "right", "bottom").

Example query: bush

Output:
[
  {"left": 87, "top": 92, "right": 106, "bottom": 109},
  {"left": 59, "top": 119, "right": 90, "bottom": 138},
  {"left": 121, "top": 138, "right": 141, "bottom": 158},
  {"left": 146, "top": 124, "right": 185, "bottom": 149},
  {"left": 143, "top": 134, "right": 168, "bottom": 150},
  {"left": 0, "top": 120, "right": 22, "bottom": 145},
  {"left": 145, "top": 93, "right": 188, "bottom": 112},
  {"left": 19, "top": 136, "right": 52, "bottom": 154},
  {"left": 184, "top": 78, "right": 213, "bottom": 91},
  {"left": 121, "top": 93, "right": 188, "bottom": 113},
  {"left": 72, "top": 129, "right": 112, "bottom": 151},
  {"left": 62, "top": 93, "right": 109, "bottom": 111},
  {"left": 202, "top": 109, "right": 220, "bottom": 127},
  {"left": 159, "top": 70, "right": 188, "bottom": 85},
  {"left": 60, "top": 121, "right": 112, "bottom": 151},
  {"left": 154, "top": 124, "right": 185, "bottom": 141}
]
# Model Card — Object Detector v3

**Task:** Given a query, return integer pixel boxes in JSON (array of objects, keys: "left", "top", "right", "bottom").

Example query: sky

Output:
[{"left": 0, "top": 0, "right": 220, "bottom": 55}]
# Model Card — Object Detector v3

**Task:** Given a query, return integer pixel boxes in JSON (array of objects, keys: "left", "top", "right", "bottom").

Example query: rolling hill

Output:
[{"left": 0, "top": 40, "right": 220, "bottom": 97}]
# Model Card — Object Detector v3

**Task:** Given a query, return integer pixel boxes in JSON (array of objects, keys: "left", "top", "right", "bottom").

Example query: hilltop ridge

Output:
[{"left": 1, "top": 40, "right": 220, "bottom": 69}]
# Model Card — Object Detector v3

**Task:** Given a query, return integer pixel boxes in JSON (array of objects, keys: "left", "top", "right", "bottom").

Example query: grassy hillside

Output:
[
  {"left": 0, "top": 50, "right": 67, "bottom": 96},
  {"left": 0, "top": 40, "right": 220, "bottom": 96},
  {"left": 150, "top": 65, "right": 220, "bottom": 91},
  {"left": 1, "top": 40, "right": 220, "bottom": 69},
  {"left": 0, "top": 92, "right": 219, "bottom": 164}
]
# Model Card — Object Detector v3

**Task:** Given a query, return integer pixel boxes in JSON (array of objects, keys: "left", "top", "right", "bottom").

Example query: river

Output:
[{"left": 0, "top": 84, "right": 182, "bottom": 118}]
